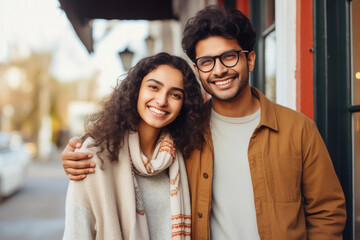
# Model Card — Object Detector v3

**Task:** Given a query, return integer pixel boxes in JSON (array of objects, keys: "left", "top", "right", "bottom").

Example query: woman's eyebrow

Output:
[
  {"left": 146, "top": 79, "right": 163, "bottom": 86},
  {"left": 172, "top": 87, "right": 185, "bottom": 94},
  {"left": 146, "top": 79, "right": 185, "bottom": 94}
]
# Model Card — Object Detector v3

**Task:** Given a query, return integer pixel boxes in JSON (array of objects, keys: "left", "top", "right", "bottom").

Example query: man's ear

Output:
[
  {"left": 247, "top": 51, "right": 256, "bottom": 72},
  {"left": 193, "top": 63, "right": 198, "bottom": 72},
  {"left": 193, "top": 63, "right": 200, "bottom": 77}
]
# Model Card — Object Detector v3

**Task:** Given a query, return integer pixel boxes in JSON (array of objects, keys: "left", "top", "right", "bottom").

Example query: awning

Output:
[{"left": 59, "top": 0, "right": 176, "bottom": 53}]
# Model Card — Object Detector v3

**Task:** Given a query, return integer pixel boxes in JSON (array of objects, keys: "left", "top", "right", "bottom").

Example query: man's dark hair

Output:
[{"left": 182, "top": 5, "right": 256, "bottom": 61}]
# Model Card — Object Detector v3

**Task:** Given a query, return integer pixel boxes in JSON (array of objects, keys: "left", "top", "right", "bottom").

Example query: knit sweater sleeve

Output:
[
  {"left": 63, "top": 185, "right": 96, "bottom": 240},
  {"left": 63, "top": 138, "right": 98, "bottom": 240}
]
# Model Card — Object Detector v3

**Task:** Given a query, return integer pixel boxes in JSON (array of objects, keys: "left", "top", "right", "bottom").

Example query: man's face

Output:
[{"left": 194, "top": 36, "right": 256, "bottom": 102}]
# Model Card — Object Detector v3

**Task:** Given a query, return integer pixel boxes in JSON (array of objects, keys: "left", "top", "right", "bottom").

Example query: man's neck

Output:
[{"left": 212, "top": 85, "right": 260, "bottom": 118}]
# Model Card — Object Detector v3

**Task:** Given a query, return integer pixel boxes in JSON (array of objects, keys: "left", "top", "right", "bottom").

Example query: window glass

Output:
[
  {"left": 355, "top": 112, "right": 360, "bottom": 238},
  {"left": 264, "top": 0, "right": 275, "bottom": 28},
  {"left": 353, "top": 0, "right": 360, "bottom": 238},
  {"left": 265, "top": 30, "right": 276, "bottom": 102},
  {"left": 353, "top": 0, "right": 360, "bottom": 105}
]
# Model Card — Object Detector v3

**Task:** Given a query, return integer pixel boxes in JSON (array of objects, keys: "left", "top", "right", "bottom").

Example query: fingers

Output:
[
  {"left": 62, "top": 151, "right": 93, "bottom": 161},
  {"left": 69, "top": 137, "right": 82, "bottom": 149},
  {"left": 65, "top": 167, "right": 95, "bottom": 176},
  {"left": 62, "top": 137, "right": 92, "bottom": 161},
  {"left": 63, "top": 159, "right": 96, "bottom": 181},
  {"left": 61, "top": 137, "right": 96, "bottom": 181},
  {"left": 62, "top": 137, "right": 82, "bottom": 155},
  {"left": 67, "top": 174, "right": 86, "bottom": 181},
  {"left": 62, "top": 159, "right": 96, "bottom": 171}
]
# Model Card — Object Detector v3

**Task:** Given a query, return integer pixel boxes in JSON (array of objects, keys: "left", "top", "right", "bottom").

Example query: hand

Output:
[{"left": 62, "top": 137, "right": 96, "bottom": 181}]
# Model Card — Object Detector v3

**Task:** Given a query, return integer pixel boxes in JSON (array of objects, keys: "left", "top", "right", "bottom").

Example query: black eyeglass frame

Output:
[{"left": 193, "top": 50, "right": 250, "bottom": 73}]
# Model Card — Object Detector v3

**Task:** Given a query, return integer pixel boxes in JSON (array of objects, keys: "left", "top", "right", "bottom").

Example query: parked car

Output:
[{"left": 0, "top": 131, "right": 31, "bottom": 199}]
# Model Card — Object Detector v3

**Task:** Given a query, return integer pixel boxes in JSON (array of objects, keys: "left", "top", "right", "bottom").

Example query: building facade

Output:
[{"left": 222, "top": 0, "right": 358, "bottom": 238}]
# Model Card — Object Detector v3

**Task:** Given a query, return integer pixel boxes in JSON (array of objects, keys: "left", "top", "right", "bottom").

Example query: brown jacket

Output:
[{"left": 185, "top": 88, "right": 346, "bottom": 240}]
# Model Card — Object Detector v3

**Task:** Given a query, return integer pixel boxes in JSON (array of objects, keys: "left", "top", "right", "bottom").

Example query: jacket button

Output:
[
  {"left": 197, "top": 212, "right": 203, "bottom": 218},
  {"left": 203, "top": 173, "right": 208, "bottom": 179}
]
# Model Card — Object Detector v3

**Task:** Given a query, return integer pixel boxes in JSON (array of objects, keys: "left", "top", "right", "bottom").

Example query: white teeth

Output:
[
  {"left": 149, "top": 107, "right": 166, "bottom": 115},
  {"left": 215, "top": 79, "right": 232, "bottom": 86}
]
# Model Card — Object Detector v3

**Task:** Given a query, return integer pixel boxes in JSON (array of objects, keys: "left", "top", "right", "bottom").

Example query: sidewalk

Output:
[{"left": 0, "top": 156, "right": 69, "bottom": 240}]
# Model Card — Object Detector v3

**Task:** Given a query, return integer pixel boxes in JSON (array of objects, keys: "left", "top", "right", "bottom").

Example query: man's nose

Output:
[{"left": 212, "top": 57, "right": 228, "bottom": 77}]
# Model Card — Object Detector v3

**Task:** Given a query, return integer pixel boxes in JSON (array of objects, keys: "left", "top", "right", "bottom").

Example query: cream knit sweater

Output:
[{"left": 63, "top": 137, "right": 172, "bottom": 240}]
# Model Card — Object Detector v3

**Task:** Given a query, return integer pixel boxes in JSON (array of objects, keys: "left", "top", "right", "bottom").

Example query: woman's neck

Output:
[{"left": 137, "top": 122, "right": 161, "bottom": 159}]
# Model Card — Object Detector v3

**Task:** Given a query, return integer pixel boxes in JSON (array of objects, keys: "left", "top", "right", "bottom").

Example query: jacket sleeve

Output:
[
  {"left": 302, "top": 122, "right": 346, "bottom": 240},
  {"left": 63, "top": 180, "right": 96, "bottom": 240}
]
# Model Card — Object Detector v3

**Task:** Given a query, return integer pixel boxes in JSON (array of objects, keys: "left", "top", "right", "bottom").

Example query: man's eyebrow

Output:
[
  {"left": 146, "top": 79, "right": 185, "bottom": 94},
  {"left": 198, "top": 49, "right": 240, "bottom": 58}
]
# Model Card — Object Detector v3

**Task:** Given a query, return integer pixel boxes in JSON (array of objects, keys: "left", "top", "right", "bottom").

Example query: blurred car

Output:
[{"left": 0, "top": 131, "right": 31, "bottom": 199}]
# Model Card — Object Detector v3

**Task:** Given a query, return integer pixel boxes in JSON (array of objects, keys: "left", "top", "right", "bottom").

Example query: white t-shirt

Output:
[{"left": 210, "top": 108, "right": 261, "bottom": 240}]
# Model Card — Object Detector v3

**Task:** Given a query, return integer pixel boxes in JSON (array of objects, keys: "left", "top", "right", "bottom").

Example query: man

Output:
[{"left": 62, "top": 6, "right": 346, "bottom": 239}]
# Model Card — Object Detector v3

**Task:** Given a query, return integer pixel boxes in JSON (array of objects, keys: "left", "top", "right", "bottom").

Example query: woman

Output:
[{"left": 63, "top": 53, "right": 205, "bottom": 240}]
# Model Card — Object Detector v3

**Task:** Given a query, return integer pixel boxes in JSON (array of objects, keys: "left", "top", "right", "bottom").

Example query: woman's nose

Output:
[{"left": 155, "top": 93, "right": 168, "bottom": 106}]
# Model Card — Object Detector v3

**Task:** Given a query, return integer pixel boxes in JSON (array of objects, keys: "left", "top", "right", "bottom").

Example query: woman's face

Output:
[{"left": 137, "top": 64, "right": 185, "bottom": 131}]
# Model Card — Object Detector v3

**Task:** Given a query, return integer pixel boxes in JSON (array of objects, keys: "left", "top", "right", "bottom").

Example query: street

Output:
[{"left": 0, "top": 157, "right": 68, "bottom": 240}]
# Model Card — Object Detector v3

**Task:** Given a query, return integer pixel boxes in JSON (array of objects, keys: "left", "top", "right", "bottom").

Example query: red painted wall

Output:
[
  {"left": 236, "top": 0, "right": 249, "bottom": 17},
  {"left": 218, "top": 0, "right": 249, "bottom": 16},
  {"left": 296, "top": 0, "right": 314, "bottom": 120}
]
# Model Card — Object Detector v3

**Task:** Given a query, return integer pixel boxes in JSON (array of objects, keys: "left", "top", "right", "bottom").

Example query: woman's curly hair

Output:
[
  {"left": 82, "top": 52, "right": 205, "bottom": 162},
  {"left": 182, "top": 5, "right": 256, "bottom": 61}
]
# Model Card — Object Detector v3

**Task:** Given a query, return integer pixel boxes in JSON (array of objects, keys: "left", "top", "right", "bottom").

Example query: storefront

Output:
[{"left": 222, "top": 0, "right": 357, "bottom": 238}]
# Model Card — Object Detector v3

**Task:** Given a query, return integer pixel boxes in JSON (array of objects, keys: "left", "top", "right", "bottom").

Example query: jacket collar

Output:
[
  {"left": 251, "top": 87, "right": 279, "bottom": 132},
  {"left": 203, "top": 87, "right": 279, "bottom": 137},
  {"left": 203, "top": 101, "right": 214, "bottom": 154},
  {"left": 202, "top": 87, "right": 279, "bottom": 151}
]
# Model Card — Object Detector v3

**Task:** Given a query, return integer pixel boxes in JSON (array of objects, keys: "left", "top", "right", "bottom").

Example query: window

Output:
[
  {"left": 264, "top": 29, "right": 276, "bottom": 102},
  {"left": 251, "top": 0, "right": 276, "bottom": 101},
  {"left": 352, "top": 0, "right": 360, "bottom": 237}
]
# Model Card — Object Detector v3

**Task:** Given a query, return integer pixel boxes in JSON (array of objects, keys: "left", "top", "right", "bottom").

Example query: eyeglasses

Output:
[{"left": 193, "top": 50, "right": 249, "bottom": 73}]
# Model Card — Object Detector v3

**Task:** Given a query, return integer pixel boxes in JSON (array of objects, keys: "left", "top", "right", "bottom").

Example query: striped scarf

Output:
[{"left": 128, "top": 132, "right": 191, "bottom": 239}]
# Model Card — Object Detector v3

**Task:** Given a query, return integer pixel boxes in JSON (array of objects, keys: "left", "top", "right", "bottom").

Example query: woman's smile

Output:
[{"left": 148, "top": 106, "right": 168, "bottom": 116}]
